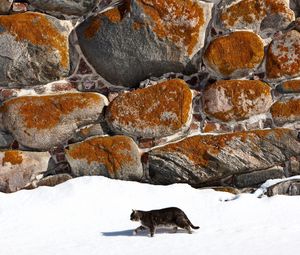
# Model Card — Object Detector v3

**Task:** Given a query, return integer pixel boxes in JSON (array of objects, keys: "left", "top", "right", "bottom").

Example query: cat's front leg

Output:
[
  {"left": 133, "top": 225, "right": 146, "bottom": 235},
  {"left": 149, "top": 226, "right": 156, "bottom": 237}
]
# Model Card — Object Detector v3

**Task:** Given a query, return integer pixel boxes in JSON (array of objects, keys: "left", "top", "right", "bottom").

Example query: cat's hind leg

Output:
[
  {"left": 176, "top": 219, "right": 193, "bottom": 234},
  {"left": 133, "top": 225, "right": 146, "bottom": 235}
]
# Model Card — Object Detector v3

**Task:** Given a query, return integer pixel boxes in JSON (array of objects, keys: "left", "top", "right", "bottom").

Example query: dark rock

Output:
[
  {"left": 234, "top": 166, "right": 285, "bottom": 188},
  {"left": 76, "top": 0, "right": 213, "bottom": 87},
  {"left": 0, "top": 0, "right": 12, "bottom": 14},
  {"left": 36, "top": 174, "right": 72, "bottom": 187},
  {"left": 0, "top": 131, "right": 13, "bottom": 148},
  {"left": 267, "top": 179, "right": 300, "bottom": 196},
  {"left": 148, "top": 128, "right": 300, "bottom": 186}
]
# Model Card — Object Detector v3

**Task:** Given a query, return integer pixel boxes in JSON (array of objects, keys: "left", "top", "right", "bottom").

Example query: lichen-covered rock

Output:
[
  {"left": 234, "top": 166, "right": 285, "bottom": 188},
  {"left": 36, "top": 174, "right": 73, "bottom": 188},
  {"left": 0, "top": 150, "right": 50, "bottom": 193},
  {"left": 276, "top": 79, "right": 300, "bottom": 93},
  {"left": 270, "top": 98, "right": 300, "bottom": 126},
  {"left": 217, "top": 0, "right": 294, "bottom": 36},
  {"left": 0, "top": 12, "right": 71, "bottom": 87},
  {"left": 203, "top": 31, "right": 264, "bottom": 78},
  {"left": 65, "top": 135, "right": 143, "bottom": 181},
  {"left": 0, "top": 92, "right": 107, "bottom": 150},
  {"left": 148, "top": 128, "right": 300, "bottom": 186},
  {"left": 28, "top": 0, "right": 99, "bottom": 17},
  {"left": 266, "top": 30, "right": 300, "bottom": 80},
  {"left": 76, "top": 0, "right": 213, "bottom": 87},
  {"left": 266, "top": 179, "right": 300, "bottom": 196},
  {"left": 202, "top": 80, "right": 272, "bottom": 122},
  {"left": 0, "top": 0, "right": 12, "bottom": 14},
  {"left": 106, "top": 79, "right": 193, "bottom": 138}
]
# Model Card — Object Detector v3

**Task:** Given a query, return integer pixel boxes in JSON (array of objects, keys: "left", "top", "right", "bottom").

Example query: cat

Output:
[{"left": 130, "top": 207, "right": 199, "bottom": 237}]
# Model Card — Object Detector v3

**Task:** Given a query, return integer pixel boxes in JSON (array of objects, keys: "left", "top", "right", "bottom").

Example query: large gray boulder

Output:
[
  {"left": 0, "top": 12, "right": 71, "bottom": 87},
  {"left": 148, "top": 128, "right": 300, "bottom": 186},
  {"left": 76, "top": 0, "right": 213, "bottom": 87}
]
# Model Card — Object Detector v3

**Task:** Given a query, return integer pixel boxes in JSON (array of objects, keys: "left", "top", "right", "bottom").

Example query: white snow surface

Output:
[{"left": 1, "top": 176, "right": 300, "bottom": 255}]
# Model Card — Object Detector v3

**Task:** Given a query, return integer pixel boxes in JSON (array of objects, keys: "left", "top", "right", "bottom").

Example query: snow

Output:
[{"left": 0, "top": 176, "right": 300, "bottom": 255}]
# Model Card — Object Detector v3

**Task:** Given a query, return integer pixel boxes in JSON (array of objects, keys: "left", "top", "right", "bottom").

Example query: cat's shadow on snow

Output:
[{"left": 102, "top": 229, "right": 188, "bottom": 237}]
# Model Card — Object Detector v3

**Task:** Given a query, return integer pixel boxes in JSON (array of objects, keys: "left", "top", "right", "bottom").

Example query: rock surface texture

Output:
[
  {"left": 0, "top": 150, "right": 50, "bottom": 192},
  {"left": 76, "top": 0, "right": 213, "bottom": 86},
  {"left": 0, "top": 12, "right": 71, "bottom": 87},
  {"left": 65, "top": 135, "right": 143, "bottom": 181},
  {"left": 0, "top": 0, "right": 300, "bottom": 193}
]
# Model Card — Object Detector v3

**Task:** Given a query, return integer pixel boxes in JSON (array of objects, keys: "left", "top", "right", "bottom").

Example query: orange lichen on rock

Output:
[
  {"left": 270, "top": 99, "right": 300, "bottom": 122},
  {"left": 220, "top": 0, "right": 294, "bottom": 28},
  {"left": 2, "top": 150, "right": 23, "bottom": 166},
  {"left": 156, "top": 129, "right": 290, "bottom": 167},
  {"left": 203, "top": 80, "right": 272, "bottom": 122},
  {"left": 0, "top": 12, "right": 69, "bottom": 68},
  {"left": 84, "top": 16, "right": 101, "bottom": 39},
  {"left": 2, "top": 93, "right": 102, "bottom": 130},
  {"left": 204, "top": 31, "right": 264, "bottom": 76},
  {"left": 66, "top": 136, "right": 134, "bottom": 175},
  {"left": 106, "top": 79, "right": 192, "bottom": 136},
  {"left": 280, "top": 80, "right": 300, "bottom": 93},
  {"left": 136, "top": 0, "right": 205, "bottom": 56},
  {"left": 266, "top": 30, "right": 300, "bottom": 79}
]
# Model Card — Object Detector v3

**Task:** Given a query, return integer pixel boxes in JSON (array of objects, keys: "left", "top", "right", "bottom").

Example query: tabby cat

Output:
[{"left": 130, "top": 207, "right": 199, "bottom": 237}]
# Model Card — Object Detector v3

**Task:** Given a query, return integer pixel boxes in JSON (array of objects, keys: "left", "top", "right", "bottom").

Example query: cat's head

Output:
[{"left": 130, "top": 209, "right": 141, "bottom": 221}]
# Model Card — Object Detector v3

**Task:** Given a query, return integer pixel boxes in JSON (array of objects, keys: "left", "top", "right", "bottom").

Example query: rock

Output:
[
  {"left": 106, "top": 79, "right": 193, "bottom": 139},
  {"left": 70, "top": 123, "right": 107, "bottom": 143},
  {"left": 270, "top": 98, "right": 300, "bottom": 126},
  {"left": 28, "top": 0, "right": 99, "bottom": 17},
  {"left": 65, "top": 135, "right": 143, "bottom": 181},
  {"left": 234, "top": 166, "right": 285, "bottom": 188},
  {"left": 0, "top": 150, "right": 50, "bottom": 193},
  {"left": 266, "top": 30, "right": 300, "bottom": 80},
  {"left": 203, "top": 31, "right": 264, "bottom": 78},
  {"left": 290, "top": 0, "right": 300, "bottom": 17},
  {"left": 276, "top": 79, "right": 300, "bottom": 93},
  {"left": 76, "top": 0, "right": 213, "bottom": 87},
  {"left": 287, "top": 156, "right": 300, "bottom": 176},
  {"left": 216, "top": 0, "right": 294, "bottom": 36},
  {"left": 0, "top": 0, "right": 12, "bottom": 14},
  {"left": 148, "top": 128, "right": 300, "bottom": 186},
  {"left": 36, "top": 174, "right": 73, "bottom": 187},
  {"left": 202, "top": 80, "right": 272, "bottom": 122},
  {"left": 0, "top": 12, "right": 71, "bottom": 87},
  {"left": 209, "top": 186, "right": 240, "bottom": 195},
  {"left": 266, "top": 179, "right": 300, "bottom": 196},
  {"left": 0, "top": 131, "right": 13, "bottom": 148},
  {"left": 0, "top": 92, "right": 107, "bottom": 150},
  {"left": 11, "top": 2, "right": 28, "bottom": 13}
]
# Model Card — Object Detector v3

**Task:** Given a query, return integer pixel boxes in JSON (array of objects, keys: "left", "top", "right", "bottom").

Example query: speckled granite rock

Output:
[
  {"left": 0, "top": 92, "right": 107, "bottom": 150},
  {"left": 0, "top": 12, "right": 71, "bottom": 87},
  {"left": 0, "top": 150, "right": 50, "bottom": 193},
  {"left": 65, "top": 135, "right": 143, "bottom": 181},
  {"left": 106, "top": 79, "right": 193, "bottom": 138},
  {"left": 270, "top": 98, "right": 300, "bottom": 126},
  {"left": 216, "top": 0, "right": 294, "bottom": 36},
  {"left": 202, "top": 80, "right": 272, "bottom": 122},
  {"left": 76, "top": 0, "right": 213, "bottom": 87},
  {"left": 267, "top": 179, "right": 300, "bottom": 196},
  {"left": 266, "top": 30, "right": 300, "bottom": 80},
  {"left": 0, "top": 131, "right": 13, "bottom": 149},
  {"left": 203, "top": 31, "right": 264, "bottom": 78},
  {"left": 148, "top": 129, "right": 300, "bottom": 186}
]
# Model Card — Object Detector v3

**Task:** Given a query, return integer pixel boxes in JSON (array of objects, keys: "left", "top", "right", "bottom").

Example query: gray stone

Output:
[
  {"left": 0, "top": 0, "right": 12, "bottom": 14},
  {"left": 0, "top": 92, "right": 107, "bottom": 150},
  {"left": 65, "top": 135, "right": 144, "bottom": 181},
  {"left": 0, "top": 131, "right": 13, "bottom": 148},
  {"left": 36, "top": 174, "right": 73, "bottom": 187},
  {"left": 148, "top": 128, "right": 300, "bottom": 186},
  {"left": 76, "top": 0, "right": 213, "bottom": 87},
  {"left": 0, "top": 150, "right": 50, "bottom": 193},
  {"left": 267, "top": 179, "right": 300, "bottom": 196},
  {"left": 0, "top": 12, "right": 71, "bottom": 87},
  {"left": 234, "top": 166, "right": 285, "bottom": 188},
  {"left": 28, "top": 0, "right": 99, "bottom": 17}
]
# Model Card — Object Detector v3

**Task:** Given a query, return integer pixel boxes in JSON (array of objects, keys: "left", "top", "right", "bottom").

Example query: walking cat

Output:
[{"left": 130, "top": 207, "right": 199, "bottom": 237}]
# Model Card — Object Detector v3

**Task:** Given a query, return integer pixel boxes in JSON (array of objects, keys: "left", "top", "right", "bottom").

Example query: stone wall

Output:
[{"left": 0, "top": 0, "right": 300, "bottom": 193}]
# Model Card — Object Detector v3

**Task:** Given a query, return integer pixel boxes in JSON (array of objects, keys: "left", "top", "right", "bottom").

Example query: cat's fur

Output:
[{"left": 130, "top": 207, "right": 199, "bottom": 237}]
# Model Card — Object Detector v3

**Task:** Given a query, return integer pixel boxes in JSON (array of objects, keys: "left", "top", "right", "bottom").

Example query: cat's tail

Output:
[{"left": 187, "top": 218, "right": 200, "bottom": 229}]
